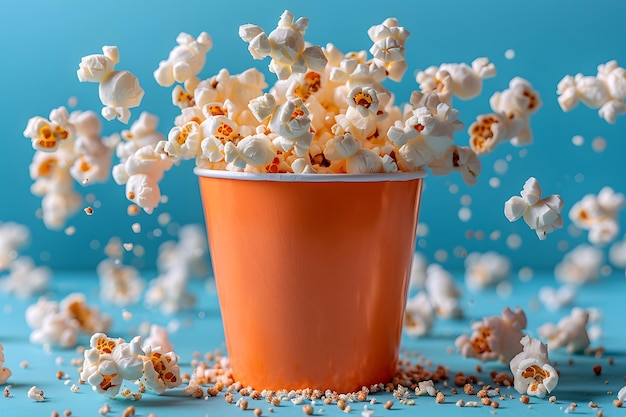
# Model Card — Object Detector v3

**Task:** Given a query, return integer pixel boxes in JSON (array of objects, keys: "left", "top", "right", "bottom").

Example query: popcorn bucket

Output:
[{"left": 195, "top": 168, "right": 425, "bottom": 392}]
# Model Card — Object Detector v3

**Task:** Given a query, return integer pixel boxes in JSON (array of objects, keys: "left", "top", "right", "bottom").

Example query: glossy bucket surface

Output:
[{"left": 196, "top": 169, "right": 424, "bottom": 392}]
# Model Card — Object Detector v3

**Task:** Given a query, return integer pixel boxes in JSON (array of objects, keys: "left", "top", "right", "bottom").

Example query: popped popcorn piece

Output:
[
  {"left": 144, "top": 266, "right": 196, "bottom": 315},
  {"left": 618, "top": 385, "right": 626, "bottom": 402},
  {"left": 455, "top": 307, "right": 527, "bottom": 363},
  {"left": 269, "top": 98, "right": 313, "bottom": 157},
  {"left": 538, "top": 285, "right": 577, "bottom": 312},
  {"left": 0, "top": 343, "right": 12, "bottom": 384},
  {"left": 408, "top": 252, "right": 428, "bottom": 289},
  {"left": 0, "top": 256, "right": 50, "bottom": 298},
  {"left": 25, "top": 297, "right": 80, "bottom": 349},
  {"left": 403, "top": 292, "right": 434, "bottom": 337},
  {"left": 0, "top": 222, "right": 30, "bottom": 271},
  {"left": 97, "top": 259, "right": 145, "bottom": 307},
  {"left": 510, "top": 336, "right": 558, "bottom": 398},
  {"left": 239, "top": 10, "right": 327, "bottom": 80},
  {"left": 428, "top": 145, "right": 481, "bottom": 186},
  {"left": 142, "top": 324, "right": 174, "bottom": 354},
  {"left": 77, "top": 46, "right": 144, "bottom": 123},
  {"left": 424, "top": 264, "right": 463, "bottom": 318},
  {"left": 23, "top": 106, "right": 75, "bottom": 152},
  {"left": 140, "top": 345, "right": 182, "bottom": 394},
  {"left": 154, "top": 32, "right": 213, "bottom": 87},
  {"left": 414, "top": 380, "right": 436, "bottom": 396},
  {"left": 554, "top": 244, "right": 604, "bottom": 285},
  {"left": 464, "top": 251, "right": 511, "bottom": 291},
  {"left": 537, "top": 307, "right": 590, "bottom": 353},
  {"left": 367, "top": 18, "right": 410, "bottom": 81},
  {"left": 504, "top": 177, "right": 564, "bottom": 240},
  {"left": 27, "top": 386, "right": 45, "bottom": 401},
  {"left": 156, "top": 224, "right": 209, "bottom": 278},
  {"left": 557, "top": 61, "right": 626, "bottom": 123},
  {"left": 69, "top": 110, "right": 113, "bottom": 184},
  {"left": 224, "top": 133, "right": 277, "bottom": 169},
  {"left": 569, "top": 187, "right": 625, "bottom": 245},
  {"left": 116, "top": 112, "right": 165, "bottom": 163}
]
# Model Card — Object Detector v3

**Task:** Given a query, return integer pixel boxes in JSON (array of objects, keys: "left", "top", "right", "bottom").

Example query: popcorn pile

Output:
[
  {"left": 0, "top": 342, "right": 11, "bottom": 385},
  {"left": 79, "top": 332, "right": 182, "bottom": 398},
  {"left": 557, "top": 60, "right": 626, "bottom": 124}
]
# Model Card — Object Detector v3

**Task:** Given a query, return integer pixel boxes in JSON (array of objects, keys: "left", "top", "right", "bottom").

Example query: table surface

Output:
[{"left": 1, "top": 271, "right": 625, "bottom": 417}]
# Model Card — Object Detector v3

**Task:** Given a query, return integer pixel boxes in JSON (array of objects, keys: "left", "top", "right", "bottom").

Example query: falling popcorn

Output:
[
  {"left": 569, "top": 186, "right": 625, "bottom": 245},
  {"left": 403, "top": 291, "right": 434, "bottom": 337},
  {"left": 0, "top": 222, "right": 30, "bottom": 271},
  {"left": 0, "top": 256, "right": 50, "bottom": 299},
  {"left": 463, "top": 251, "right": 511, "bottom": 291},
  {"left": 455, "top": 306, "right": 527, "bottom": 363},
  {"left": 0, "top": 343, "right": 11, "bottom": 384},
  {"left": 537, "top": 307, "right": 590, "bottom": 353},
  {"left": 504, "top": 177, "right": 564, "bottom": 240},
  {"left": 97, "top": 258, "right": 145, "bottom": 307},
  {"left": 554, "top": 244, "right": 604, "bottom": 285},
  {"left": 77, "top": 45, "right": 144, "bottom": 123},
  {"left": 424, "top": 264, "right": 463, "bottom": 319},
  {"left": 153, "top": 32, "right": 213, "bottom": 88},
  {"left": 509, "top": 336, "right": 558, "bottom": 398}
]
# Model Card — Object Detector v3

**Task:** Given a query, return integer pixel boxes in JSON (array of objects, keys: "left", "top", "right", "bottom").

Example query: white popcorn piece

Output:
[
  {"left": 428, "top": 145, "right": 481, "bottom": 186},
  {"left": 224, "top": 134, "right": 276, "bottom": 169},
  {"left": 269, "top": 98, "right": 313, "bottom": 156},
  {"left": 403, "top": 291, "right": 434, "bottom": 337},
  {"left": 144, "top": 266, "right": 196, "bottom": 315},
  {"left": 408, "top": 252, "right": 428, "bottom": 289},
  {"left": 347, "top": 86, "right": 382, "bottom": 119},
  {"left": 140, "top": 345, "right": 182, "bottom": 394},
  {"left": 538, "top": 285, "right": 577, "bottom": 312},
  {"left": 609, "top": 236, "right": 626, "bottom": 268},
  {"left": 504, "top": 177, "right": 564, "bottom": 240},
  {"left": 0, "top": 222, "right": 30, "bottom": 271},
  {"left": 569, "top": 186, "right": 625, "bottom": 245},
  {"left": 509, "top": 336, "right": 558, "bottom": 398},
  {"left": 23, "top": 106, "right": 75, "bottom": 152},
  {"left": 77, "top": 46, "right": 144, "bottom": 123},
  {"left": 248, "top": 93, "right": 277, "bottom": 122},
  {"left": 0, "top": 343, "right": 12, "bottom": 384},
  {"left": 464, "top": 251, "right": 510, "bottom": 291},
  {"left": 537, "top": 307, "right": 590, "bottom": 353},
  {"left": 0, "top": 256, "right": 50, "bottom": 298},
  {"left": 116, "top": 112, "right": 165, "bottom": 163},
  {"left": 618, "top": 385, "right": 626, "bottom": 402},
  {"left": 27, "top": 386, "right": 45, "bottom": 401},
  {"left": 424, "top": 264, "right": 463, "bottom": 319},
  {"left": 142, "top": 324, "right": 174, "bottom": 354},
  {"left": 414, "top": 380, "right": 437, "bottom": 396},
  {"left": 69, "top": 110, "right": 113, "bottom": 184},
  {"left": 554, "top": 244, "right": 604, "bottom": 285},
  {"left": 239, "top": 10, "right": 327, "bottom": 80},
  {"left": 367, "top": 18, "right": 410, "bottom": 81},
  {"left": 467, "top": 112, "right": 523, "bottom": 155},
  {"left": 154, "top": 32, "right": 213, "bottom": 87},
  {"left": 156, "top": 224, "right": 210, "bottom": 278},
  {"left": 59, "top": 292, "right": 112, "bottom": 334},
  {"left": 160, "top": 121, "right": 202, "bottom": 162},
  {"left": 97, "top": 259, "right": 145, "bottom": 307},
  {"left": 455, "top": 307, "right": 527, "bottom": 363}
]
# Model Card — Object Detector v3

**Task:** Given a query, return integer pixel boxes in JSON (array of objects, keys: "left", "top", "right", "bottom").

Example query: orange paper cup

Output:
[{"left": 195, "top": 168, "right": 425, "bottom": 393}]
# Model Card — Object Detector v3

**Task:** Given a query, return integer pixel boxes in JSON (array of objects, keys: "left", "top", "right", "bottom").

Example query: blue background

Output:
[{"left": 1, "top": 0, "right": 625, "bottom": 272}]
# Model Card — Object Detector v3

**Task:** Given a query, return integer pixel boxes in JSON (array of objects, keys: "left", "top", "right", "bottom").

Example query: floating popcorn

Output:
[
  {"left": 97, "top": 258, "right": 145, "bottom": 307},
  {"left": 0, "top": 256, "right": 50, "bottom": 298},
  {"left": 509, "top": 336, "right": 558, "bottom": 398},
  {"left": 455, "top": 307, "right": 527, "bottom": 363},
  {"left": 569, "top": 186, "right": 625, "bottom": 245},
  {"left": 428, "top": 145, "right": 481, "bottom": 186},
  {"left": 537, "top": 307, "right": 590, "bottom": 353},
  {"left": 239, "top": 10, "right": 327, "bottom": 80},
  {"left": 408, "top": 252, "right": 428, "bottom": 289},
  {"left": 403, "top": 292, "right": 434, "bottom": 337},
  {"left": 0, "top": 222, "right": 30, "bottom": 271},
  {"left": 367, "top": 18, "right": 410, "bottom": 81},
  {"left": 504, "top": 177, "right": 564, "bottom": 240},
  {"left": 0, "top": 343, "right": 11, "bottom": 384},
  {"left": 608, "top": 236, "right": 626, "bottom": 269},
  {"left": 156, "top": 224, "right": 210, "bottom": 279},
  {"left": 554, "top": 244, "right": 604, "bottom": 285},
  {"left": 154, "top": 32, "right": 213, "bottom": 88},
  {"left": 144, "top": 266, "right": 195, "bottom": 315},
  {"left": 557, "top": 60, "right": 626, "bottom": 123},
  {"left": 537, "top": 285, "right": 577, "bottom": 312},
  {"left": 77, "top": 46, "right": 144, "bottom": 123},
  {"left": 464, "top": 251, "right": 511, "bottom": 291},
  {"left": 23, "top": 106, "right": 75, "bottom": 152},
  {"left": 424, "top": 264, "right": 463, "bottom": 319},
  {"left": 116, "top": 112, "right": 165, "bottom": 163},
  {"left": 142, "top": 324, "right": 174, "bottom": 354}
]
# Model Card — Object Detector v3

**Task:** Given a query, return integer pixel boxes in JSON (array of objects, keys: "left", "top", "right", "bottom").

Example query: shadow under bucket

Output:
[{"left": 195, "top": 169, "right": 425, "bottom": 393}]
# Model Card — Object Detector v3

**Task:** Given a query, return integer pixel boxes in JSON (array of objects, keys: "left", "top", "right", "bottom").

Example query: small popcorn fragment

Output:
[
  {"left": 554, "top": 244, "right": 604, "bottom": 285},
  {"left": 569, "top": 187, "right": 625, "bottom": 245},
  {"left": 504, "top": 177, "right": 564, "bottom": 240},
  {"left": 618, "top": 385, "right": 626, "bottom": 402},
  {"left": 27, "top": 386, "right": 45, "bottom": 401},
  {"left": 154, "top": 32, "right": 213, "bottom": 88},
  {"left": 0, "top": 343, "right": 12, "bottom": 384},
  {"left": 455, "top": 306, "right": 527, "bottom": 363},
  {"left": 239, "top": 10, "right": 328, "bottom": 80},
  {"left": 537, "top": 307, "right": 591, "bottom": 353},
  {"left": 464, "top": 251, "right": 511, "bottom": 291},
  {"left": 77, "top": 46, "right": 144, "bottom": 123},
  {"left": 510, "top": 336, "right": 558, "bottom": 398}
]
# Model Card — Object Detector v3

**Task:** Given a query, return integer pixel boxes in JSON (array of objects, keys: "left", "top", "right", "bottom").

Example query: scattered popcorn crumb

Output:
[
  {"left": 84, "top": 207, "right": 94, "bottom": 215},
  {"left": 505, "top": 49, "right": 515, "bottom": 60},
  {"left": 64, "top": 410, "right": 72, "bottom": 417},
  {"left": 70, "top": 384, "right": 79, "bottom": 393},
  {"left": 122, "top": 405, "right": 136, "bottom": 417},
  {"left": 20, "top": 360, "right": 28, "bottom": 368},
  {"left": 436, "top": 391, "right": 445, "bottom": 403},
  {"left": 122, "top": 310, "right": 132, "bottom": 321},
  {"left": 520, "top": 395, "right": 530, "bottom": 404},
  {"left": 549, "top": 395, "right": 557, "bottom": 403},
  {"left": 27, "top": 386, "right": 45, "bottom": 401},
  {"left": 302, "top": 404, "right": 314, "bottom": 415},
  {"left": 98, "top": 403, "right": 110, "bottom": 415},
  {"left": 593, "top": 364, "right": 602, "bottom": 375}
]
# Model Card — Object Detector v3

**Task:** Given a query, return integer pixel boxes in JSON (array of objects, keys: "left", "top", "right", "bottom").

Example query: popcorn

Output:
[
  {"left": 455, "top": 307, "right": 527, "bottom": 363},
  {"left": 0, "top": 343, "right": 11, "bottom": 385},
  {"left": 97, "top": 259, "right": 145, "bottom": 307},
  {"left": 463, "top": 251, "right": 511, "bottom": 291},
  {"left": 414, "top": 380, "right": 437, "bottom": 396},
  {"left": 156, "top": 224, "right": 210, "bottom": 278},
  {"left": 408, "top": 251, "right": 428, "bottom": 289},
  {"left": 569, "top": 186, "right": 625, "bottom": 245},
  {"left": 554, "top": 244, "right": 604, "bottom": 285},
  {"left": 68, "top": 110, "right": 113, "bottom": 184},
  {"left": 225, "top": 133, "right": 277, "bottom": 169},
  {"left": 116, "top": 112, "right": 165, "bottom": 163},
  {"left": 504, "top": 177, "right": 564, "bottom": 240},
  {"left": 509, "top": 336, "right": 558, "bottom": 398},
  {"left": 428, "top": 145, "right": 481, "bottom": 186},
  {"left": 538, "top": 285, "right": 577, "bottom": 312},
  {"left": 27, "top": 386, "right": 45, "bottom": 401},
  {"left": 557, "top": 60, "right": 626, "bottom": 123},
  {"left": 0, "top": 222, "right": 30, "bottom": 271},
  {"left": 403, "top": 291, "right": 434, "bottom": 337},
  {"left": 424, "top": 264, "right": 463, "bottom": 319},
  {"left": 154, "top": 32, "right": 213, "bottom": 87},
  {"left": 140, "top": 345, "right": 182, "bottom": 394},
  {"left": 618, "top": 385, "right": 626, "bottom": 402},
  {"left": 77, "top": 46, "right": 144, "bottom": 123},
  {"left": 239, "top": 10, "right": 328, "bottom": 80},
  {"left": 23, "top": 106, "right": 74, "bottom": 152},
  {"left": 0, "top": 256, "right": 50, "bottom": 298},
  {"left": 142, "top": 324, "right": 174, "bottom": 354},
  {"left": 367, "top": 18, "right": 410, "bottom": 81},
  {"left": 537, "top": 307, "right": 590, "bottom": 353},
  {"left": 144, "top": 266, "right": 195, "bottom": 314},
  {"left": 269, "top": 98, "right": 313, "bottom": 157},
  {"left": 608, "top": 236, "right": 626, "bottom": 269}
]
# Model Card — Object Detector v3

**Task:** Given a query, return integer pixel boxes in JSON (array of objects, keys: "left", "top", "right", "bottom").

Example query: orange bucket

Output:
[{"left": 195, "top": 169, "right": 425, "bottom": 393}]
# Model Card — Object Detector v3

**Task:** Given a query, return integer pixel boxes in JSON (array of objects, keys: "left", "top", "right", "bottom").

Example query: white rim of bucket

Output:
[{"left": 194, "top": 168, "right": 427, "bottom": 183}]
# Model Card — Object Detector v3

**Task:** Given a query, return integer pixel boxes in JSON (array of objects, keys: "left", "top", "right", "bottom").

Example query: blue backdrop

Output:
[{"left": 1, "top": 0, "right": 625, "bottom": 271}]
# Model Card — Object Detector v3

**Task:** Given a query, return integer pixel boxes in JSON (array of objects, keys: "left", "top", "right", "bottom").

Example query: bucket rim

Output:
[{"left": 194, "top": 168, "right": 426, "bottom": 182}]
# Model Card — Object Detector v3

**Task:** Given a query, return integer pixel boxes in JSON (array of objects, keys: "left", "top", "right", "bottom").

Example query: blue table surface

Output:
[{"left": 1, "top": 271, "right": 625, "bottom": 417}]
